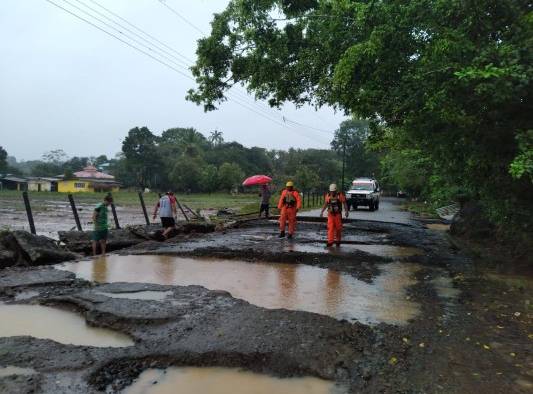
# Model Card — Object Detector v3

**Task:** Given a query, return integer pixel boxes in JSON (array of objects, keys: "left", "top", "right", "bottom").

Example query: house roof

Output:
[
  {"left": 73, "top": 165, "right": 115, "bottom": 180},
  {"left": 1, "top": 176, "right": 28, "bottom": 183},
  {"left": 26, "top": 177, "right": 60, "bottom": 182}
]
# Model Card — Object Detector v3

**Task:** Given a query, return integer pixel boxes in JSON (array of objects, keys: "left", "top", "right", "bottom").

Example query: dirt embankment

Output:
[{"left": 450, "top": 201, "right": 533, "bottom": 272}]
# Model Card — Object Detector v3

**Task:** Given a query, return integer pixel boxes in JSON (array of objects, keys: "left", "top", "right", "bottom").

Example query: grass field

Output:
[
  {"left": 0, "top": 190, "right": 323, "bottom": 213},
  {"left": 0, "top": 190, "right": 261, "bottom": 213}
]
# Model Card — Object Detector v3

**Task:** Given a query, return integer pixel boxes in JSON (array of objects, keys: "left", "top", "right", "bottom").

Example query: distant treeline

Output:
[{"left": 0, "top": 120, "right": 382, "bottom": 193}]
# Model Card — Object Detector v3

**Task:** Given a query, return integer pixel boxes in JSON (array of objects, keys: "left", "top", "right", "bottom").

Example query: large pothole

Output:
[
  {"left": 57, "top": 255, "right": 420, "bottom": 325},
  {"left": 0, "top": 303, "right": 133, "bottom": 347},
  {"left": 122, "top": 367, "right": 345, "bottom": 394}
]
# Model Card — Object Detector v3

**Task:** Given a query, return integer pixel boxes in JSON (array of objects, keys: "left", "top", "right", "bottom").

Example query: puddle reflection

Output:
[
  {"left": 0, "top": 303, "right": 133, "bottom": 347},
  {"left": 283, "top": 243, "right": 423, "bottom": 258},
  {"left": 123, "top": 367, "right": 343, "bottom": 394},
  {"left": 0, "top": 366, "right": 36, "bottom": 377},
  {"left": 59, "top": 256, "right": 420, "bottom": 325}
]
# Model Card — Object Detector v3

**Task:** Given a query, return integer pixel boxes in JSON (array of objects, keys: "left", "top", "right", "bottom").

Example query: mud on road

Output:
[{"left": 0, "top": 218, "right": 531, "bottom": 393}]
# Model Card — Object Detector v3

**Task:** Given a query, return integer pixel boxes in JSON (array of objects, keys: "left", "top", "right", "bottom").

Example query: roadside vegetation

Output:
[
  {"left": 185, "top": 0, "right": 532, "bottom": 241},
  {"left": 1, "top": 1, "right": 530, "bottom": 243}
]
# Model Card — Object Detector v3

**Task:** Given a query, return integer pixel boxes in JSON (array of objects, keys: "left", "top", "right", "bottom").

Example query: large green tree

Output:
[
  {"left": 218, "top": 162, "right": 245, "bottom": 192},
  {"left": 331, "top": 119, "right": 380, "bottom": 186},
  {"left": 122, "top": 127, "right": 164, "bottom": 189},
  {"left": 188, "top": 0, "right": 532, "bottom": 226},
  {"left": 0, "top": 146, "right": 7, "bottom": 173}
]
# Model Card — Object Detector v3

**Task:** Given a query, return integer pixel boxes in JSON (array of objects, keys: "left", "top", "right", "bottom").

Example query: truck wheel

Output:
[
  {"left": 375, "top": 201, "right": 380, "bottom": 210},
  {"left": 369, "top": 202, "right": 375, "bottom": 212}
]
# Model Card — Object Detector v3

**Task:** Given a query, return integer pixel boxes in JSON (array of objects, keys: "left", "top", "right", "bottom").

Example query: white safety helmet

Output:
[{"left": 329, "top": 183, "right": 337, "bottom": 192}]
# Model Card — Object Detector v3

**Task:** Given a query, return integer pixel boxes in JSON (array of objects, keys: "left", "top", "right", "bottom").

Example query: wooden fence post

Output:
[
  {"left": 22, "top": 192, "right": 36, "bottom": 235},
  {"left": 138, "top": 192, "right": 150, "bottom": 225},
  {"left": 67, "top": 194, "right": 82, "bottom": 231}
]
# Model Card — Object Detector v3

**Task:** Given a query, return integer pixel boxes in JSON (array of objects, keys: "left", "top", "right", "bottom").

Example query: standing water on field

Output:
[
  {"left": 122, "top": 367, "right": 345, "bottom": 394},
  {"left": 58, "top": 255, "right": 420, "bottom": 325}
]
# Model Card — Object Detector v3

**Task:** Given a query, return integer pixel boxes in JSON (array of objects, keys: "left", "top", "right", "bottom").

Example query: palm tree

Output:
[{"left": 209, "top": 129, "right": 224, "bottom": 146}]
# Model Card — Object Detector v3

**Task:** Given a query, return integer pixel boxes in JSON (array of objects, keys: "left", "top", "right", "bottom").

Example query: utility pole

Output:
[{"left": 341, "top": 141, "right": 346, "bottom": 191}]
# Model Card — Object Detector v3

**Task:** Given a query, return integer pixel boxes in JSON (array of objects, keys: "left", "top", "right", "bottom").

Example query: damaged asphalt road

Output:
[{"left": 0, "top": 214, "right": 531, "bottom": 393}]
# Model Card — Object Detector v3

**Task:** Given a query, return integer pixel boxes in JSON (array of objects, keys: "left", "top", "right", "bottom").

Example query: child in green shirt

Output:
[{"left": 92, "top": 195, "right": 113, "bottom": 256}]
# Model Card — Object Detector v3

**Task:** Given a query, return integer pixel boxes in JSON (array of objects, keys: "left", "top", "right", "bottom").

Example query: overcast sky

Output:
[{"left": 0, "top": 0, "right": 346, "bottom": 161}]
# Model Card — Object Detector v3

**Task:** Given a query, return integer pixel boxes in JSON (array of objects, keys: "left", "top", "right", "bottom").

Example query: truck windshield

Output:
[{"left": 352, "top": 183, "right": 374, "bottom": 191}]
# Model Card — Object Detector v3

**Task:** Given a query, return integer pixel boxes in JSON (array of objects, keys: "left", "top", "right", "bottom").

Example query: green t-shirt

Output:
[{"left": 94, "top": 203, "right": 108, "bottom": 231}]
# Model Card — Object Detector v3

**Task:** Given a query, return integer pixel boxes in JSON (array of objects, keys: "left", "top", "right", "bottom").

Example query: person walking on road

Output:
[
  {"left": 277, "top": 181, "right": 302, "bottom": 239},
  {"left": 153, "top": 191, "right": 177, "bottom": 239},
  {"left": 320, "top": 184, "right": 349, "bottom": 247},
  {"left": 259, "top": 184, "right": 272, "bottom": 218},
  {"left": 92, "top": 194, "right": 113, "bottom": 256}
]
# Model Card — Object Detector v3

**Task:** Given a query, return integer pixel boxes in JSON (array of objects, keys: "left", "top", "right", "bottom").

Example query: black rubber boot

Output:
[
  {"left": 279, "top": 231, "right": 285, "bottom": 238},
  {"left": 287, "top": 234, "right": 293, "bottom": 239}
]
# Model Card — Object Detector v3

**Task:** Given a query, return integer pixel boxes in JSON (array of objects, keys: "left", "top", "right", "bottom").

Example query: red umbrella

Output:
[{"left": 242, "top": 175, "right": 272, "bottom": 186}]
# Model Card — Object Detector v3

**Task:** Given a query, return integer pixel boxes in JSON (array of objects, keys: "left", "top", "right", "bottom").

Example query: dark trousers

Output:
[{"left": 259, "top": 203, "right": 270, "bottom": 217}]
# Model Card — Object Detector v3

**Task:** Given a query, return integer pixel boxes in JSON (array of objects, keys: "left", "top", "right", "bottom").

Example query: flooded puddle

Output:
[
  {"left": 123, "top": 367, "right": 343, "bottom": 394},
  {"left": 283, "top": 243, "right": 423, "bottom": 258},
  {"left": 58, "top": 256, "right": 420, "bottom": 325},
  {"left": 95, "top": 290, "right": 173, "bottom": 301},
  {"left": 426, "top": 223, "right": 450, "bottom": 231},
  {"left": 0, "top": 366, "right": 36, "bottom": 377},
  {"left": 14, "top": 290, "right": 40, "bottom": 301},
  {"left": 0, "top": 303, "right": 133, "bottom": 347},
  {"left": 431, "top": 276, "right": 460, "bottom": 300}
]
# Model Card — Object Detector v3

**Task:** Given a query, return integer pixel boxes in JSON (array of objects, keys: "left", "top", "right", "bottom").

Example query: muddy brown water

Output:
[
  {"left": 95, "top": 290, "right": 173, "bottom": 300},
  {"left": 0, "top": 366, "right": 36, "bottom": 377},
  {"left": 283, "top": 243, "right": 423, "bottom": 258},
  {"left": 58, "top": 255, "right": 421, "bottom": 325},
  {"left": 0, "top": 303, "right": 133, "bottom": 347},
  {"left": 425, "top": 223, "right": 450, "bottom": 231},
  {"left": 123, "top": 367, "right": 344, "bottom": 394}
]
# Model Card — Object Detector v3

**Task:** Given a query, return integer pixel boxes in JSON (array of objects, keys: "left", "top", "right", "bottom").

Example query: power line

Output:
[
  {"left": 44, "top": 0, "right": 193, "bottom": 81},
  {"left": 156, "top": 0, "right": 204, "bottom": 35},
  {"left": 65, "top": 0, "right": 302, "bottom": 130},
  {"left": 83, "top": 0, "right": 334, "bottom": 137},
  {"left": 71, "top": 0, "right": 190, "bottom": 68},
  {"left": 283, "top": 117, "right": 333, "bottom": 134},
  {"left": 87, "top": 0, "right": 194, "bottom": 64},
  {"left": 44, "top": 0, "right": 331, "bottom": 145},
  {"left": 58, "top": 0, "right": 192, "bottom": 71}
]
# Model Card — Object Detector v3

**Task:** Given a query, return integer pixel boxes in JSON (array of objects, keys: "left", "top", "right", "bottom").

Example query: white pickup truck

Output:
[{"left": 345, "top": 178, "right": 381, "bottom": 211}]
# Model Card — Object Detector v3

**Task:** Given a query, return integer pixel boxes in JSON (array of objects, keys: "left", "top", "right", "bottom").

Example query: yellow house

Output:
[{"left": 57, "top": 166, "right": 120, "bottom": 193}]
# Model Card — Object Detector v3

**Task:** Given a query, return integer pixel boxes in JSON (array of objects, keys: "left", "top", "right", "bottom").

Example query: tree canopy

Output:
[{"left": 189, "top": 0, "right": 532, "bottom": 226}]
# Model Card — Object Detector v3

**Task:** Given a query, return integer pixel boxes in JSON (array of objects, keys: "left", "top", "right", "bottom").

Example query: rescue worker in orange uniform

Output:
[
  {"left": 277, "top": 181, "right": 302, "bottom": 239},
  {"left": 320, "top": 183, "right": 349, "bottom": 247}
]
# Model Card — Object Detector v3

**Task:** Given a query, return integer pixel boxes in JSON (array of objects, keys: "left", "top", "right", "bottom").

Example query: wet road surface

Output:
[
  {"left": 301, "top": 197, "right": 413, "bottom": 225},
  {"left": 1, "top": 198, "right": 532, "bottom": 393}
]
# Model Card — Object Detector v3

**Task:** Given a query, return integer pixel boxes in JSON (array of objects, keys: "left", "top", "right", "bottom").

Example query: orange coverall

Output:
[
  {"left": 277, "top": 189, "right": 302, "bottom": 235},
  {"left": 325, "top": 192, "right": 346, "bottom": 244}
]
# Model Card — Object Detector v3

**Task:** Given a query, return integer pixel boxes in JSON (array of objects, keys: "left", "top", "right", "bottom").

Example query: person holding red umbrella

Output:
[
  {"left": 242, "top": 175, "right": 273, "bottom": 218},
  {"left": 277, "top": 181, "right": 302, "bottom": 239},
  {"left": 259, "top": 183, "right": 272, "bottom": 218}
]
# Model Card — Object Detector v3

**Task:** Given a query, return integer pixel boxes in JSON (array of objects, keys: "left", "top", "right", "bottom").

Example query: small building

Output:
[
  {"left": 57, "top": 166, "right": 120, "bottom": 193},
  {"left": 0, "top": 176, "right": 28, "bottom": 191},
  {"left": 27, "top": 177, "right": 59, "bottom": 192}
]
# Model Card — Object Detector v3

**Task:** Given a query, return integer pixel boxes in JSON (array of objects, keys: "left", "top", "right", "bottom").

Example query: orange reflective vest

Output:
[
  {"left": 325, "top": 192, "right": 346, "bottom": 214},
  {"left": 278, "top": 189, "right": 302, "bottom": 210}
]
